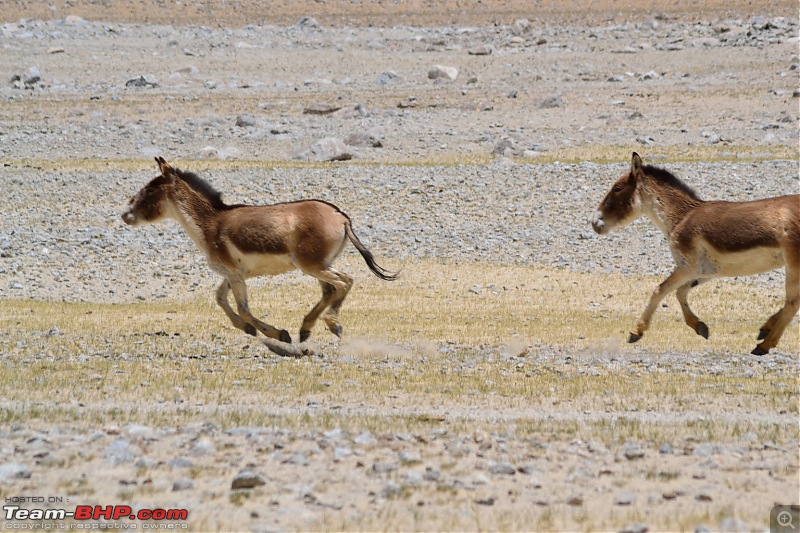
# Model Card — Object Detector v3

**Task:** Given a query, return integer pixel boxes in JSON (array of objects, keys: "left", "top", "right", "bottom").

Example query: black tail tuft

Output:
[{"left": 344, "top": 222, "right": 399, "bottom": 281}]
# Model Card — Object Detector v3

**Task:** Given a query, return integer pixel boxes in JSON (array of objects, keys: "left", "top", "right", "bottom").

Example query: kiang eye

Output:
[{"left": 613, "top": 186, "right": 623, "bottom": 193}]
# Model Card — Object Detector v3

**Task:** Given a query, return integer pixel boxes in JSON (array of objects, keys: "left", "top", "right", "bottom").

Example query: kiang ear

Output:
[
  {"left": 155, "top": 157, "right": 176, "bottom": 181},
  {"left": 630, "top": 152, "right": 643, "bottom": 176}
]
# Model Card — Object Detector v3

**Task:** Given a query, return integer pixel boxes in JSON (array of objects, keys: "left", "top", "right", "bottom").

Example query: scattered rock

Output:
[
  {"left": 172, "top": 477, "right": 194, "bottom": 491},
  {"left": 292, "top": 137, "right": 353, "bottom": 162},
  {"left": 488, "top": 462, "right": 516, "bottom": 475},
  {"left": 428, "top": 65, "right": 458, "bottom": 81},
  {"left": 125, "top": 75, "right": 159, "bottom": 88},
  {"left": 615, "top": 492, "right": 636, "bottom": 506},
  {"left": 344, "top": 132, "right": 383, "bottom": 148},
  {"left": 718, "top": 518, "right": 748, "bottom": 532},
  {"left": 235, "top": 114, "right": 258, "bottom": 128},
  {"left": 303, "top": 103, "right": 342, "bottom": 115},
  {"left": 0, "top": 463, "right": 31, "bottom": 481},
  {"left": 567, "top": 495, "right": 584, "bottom": 506},
  {"left": 372, "top": 462, "right": 397, "bottom": 474},
  {"left": 231, "top": 469, "right": 266, "bottom": 490},
  {"left": 468, "top": 44, "right": 492, "bottom": 56},
  {"left": 104, "top": 440, "right": 141, "bottom": 465},
  {"left": 538, "top": 95, "right": 564, "bottom": 108},
  {"left": 623, "top": 446, "right": 645, "bottom": 460},
  {"left": 619, "top": 524, "right": 649, "bottom": 533},
  {"left": 377, "top": 70, "right": 400, "bottom": 85}
]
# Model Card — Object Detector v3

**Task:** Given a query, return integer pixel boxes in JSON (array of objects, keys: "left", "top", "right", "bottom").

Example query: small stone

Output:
[
  {"left": 168, "top": 457, "right": 194, "bottom": 469},
  {"left": 231, "top": 469, "right": 266, "bottom": 490},
  {"left": 292, "top": 137, "right": 352, "bottom": 162},
  {"left": 104, "top": 440, "right": 140, "bottom": 465},
  {"left": 303, "top": 103, "right": 341, "bottom": 115},
  {"left": 398, "top": 451, "right": 421, "bottom": 465},
  {"left": 377, "top": 71, "right": 400, "bottom": 85},
  {"left": 619, "top": 524, "right": 649, "bottom": 533},
  {"left": 693, "top": 443, "right": 714, "bottom": 457},
  {"left": 333, "top": 447, "right": 352, "bottom": 462},
  {"left": 191, "top": 439, "right": 215, "bottom": 456},
  {"left": 134, "top": 456, "right": 158, "bottom": 469},
  {"left": 718, "top": 517, "right": 747, "bottom": 532},
  {"left": 126, "top": 75, "right": 158, "bottom": 88},
  {"left": 740, "top": 432, "right": 758, "bottom": 442},
  {"left": 381, "top": 482, "right": 402, "bottom": 498},
  {"left": 428, "top": 65, "right": 458, "bottom": 81},
  {"left": 567, "top": 495, "right": 583, "bottom": 506},
  {"left": 353, "top": 431, "right": 376, "bottom": 445},
  {"left": 539, "top": 95, "right": 564, "bottom": 109},
  {"left": 235, "top": 114, "right": 258, "bottom": 127},
  {"left": 372, "top": 462, "right": 397, "bottom": 474},
  {"left": 488, "top": 462, "right": 516, "bottom": 475},
  {"left": 623, "top": 446, "right": 645, "bottom": 460},
  {"left": 0, "top": 463, "right": 31, "bottom": 480},
  {"left": 615, "top": 492, "right": 636, "bottom": 506},
  {"left": 172, "top": 477, "right": 193, "bottom": 491},
  {"left": 468, "top": 45, "right": 492, "bottom": 56},
  {"left": 423, "top": 468, "right": 440, "bottom": 481}
]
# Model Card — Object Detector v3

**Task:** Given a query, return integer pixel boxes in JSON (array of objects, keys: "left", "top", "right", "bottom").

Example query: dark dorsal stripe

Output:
[
  {"left": 643, "top": 164, "right": 700, "bottom": 200},
  {"left": 174, "top": 168, "right": 229, "bottom": 210}
]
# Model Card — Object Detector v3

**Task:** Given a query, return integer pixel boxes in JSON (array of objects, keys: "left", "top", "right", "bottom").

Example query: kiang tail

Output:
[{"left": 344, "top": 221, "right": 399, "bottom": 281}]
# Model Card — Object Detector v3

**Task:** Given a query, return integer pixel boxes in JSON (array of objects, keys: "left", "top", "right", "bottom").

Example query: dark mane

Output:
[
  {"left": 643, "top": 164, "right": 700, "bottom": 200},
  {"left": 174, "top": 168, "right": 230, "bottom": 210}
]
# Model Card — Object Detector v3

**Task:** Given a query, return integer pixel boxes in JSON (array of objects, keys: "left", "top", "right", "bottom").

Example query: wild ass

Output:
[
  {"left": 122, "top": 157, "right": 397, "bottom": 344},
  {"left": 592, "top": 152, "right": 799, "bottom": 355}
]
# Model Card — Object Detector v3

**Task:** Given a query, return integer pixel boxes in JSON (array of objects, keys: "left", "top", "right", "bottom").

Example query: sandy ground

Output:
[{"left": 0, "top": 1, "right": 798, "bottom": 532}]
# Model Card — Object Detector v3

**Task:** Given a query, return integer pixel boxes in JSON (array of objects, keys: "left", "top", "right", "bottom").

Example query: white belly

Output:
[
  {"left": 699, "top": 246, "right": 784, "bottom": 278},
  {"left": 228, "top": 247, "right": 296, "bottom": 278}
]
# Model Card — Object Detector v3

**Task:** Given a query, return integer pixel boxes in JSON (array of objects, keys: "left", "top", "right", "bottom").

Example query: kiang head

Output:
[
  {"left": 591, "top": 152, "right": 645, "bottom": 235},
  {"left": 121, "top": 157, "right": 177, "bottom": 226}
]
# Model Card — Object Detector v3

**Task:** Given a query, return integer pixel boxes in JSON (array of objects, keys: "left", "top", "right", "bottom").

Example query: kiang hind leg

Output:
[
  {"left": 676, "top": 279, "right": 709, "bottom": 339},
  {"left": 228, "top": 278, "right": 292, "bottom": 343},
  {"left": 322, "top": 270, "right": 354, "bottom": 337},
  {"left": 629, "top": 267, "right": 695, "bottom": 343},
  {"left": 299, "top": 280, "right": 337, "bottom": 343},
  {"left": 753, "top": 259, "right": 800, "bottom": 356},
  {"left": 216, "top": 280, "right": 256, "bottom": 336},
  {"left": 756, "top": 309, "right": 782, "bottom": 341},
  {"left": 308, "top": 267, "right": 353, "bottom": 339}
]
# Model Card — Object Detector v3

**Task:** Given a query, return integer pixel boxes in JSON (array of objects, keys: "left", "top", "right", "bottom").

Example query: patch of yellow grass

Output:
[
  {"left": 1, "top": 259, "right": 796, "bottom": 439},
  {"left": 3, "top": 144, "right": 795, "bottom": 172}
]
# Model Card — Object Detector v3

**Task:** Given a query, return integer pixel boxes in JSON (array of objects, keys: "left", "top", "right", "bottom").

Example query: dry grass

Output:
[
  {"left": 2, "top": 259, "right": 796, "bottom": 443},
  {"left": 4, "top": 144, "right": 796, "bottom": 173}
]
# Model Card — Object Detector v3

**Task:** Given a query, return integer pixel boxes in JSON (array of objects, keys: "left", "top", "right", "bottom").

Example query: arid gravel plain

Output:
[{"left": 0, "top": 1, "right": 798, "bottom": 532}]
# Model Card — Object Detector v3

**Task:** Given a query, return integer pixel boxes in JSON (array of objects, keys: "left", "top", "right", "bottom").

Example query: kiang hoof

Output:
[
  {"left": 245, "top": 324, "right": 257, "bottom": 336},
  {"left": 299, "top": 330, "right": 311, "bottom": 343},
  {"left": 627, "top": 333, "right": 642, "bottom": 344},
  {"left": 330, "top": 324, "right": 343, "bottom": 338},
  {"left": 751, "top": 345, "right": 768, "bottom": 356},
  {"left": 696, "top": 322, "right": 709, "bottom": 340},
  {"left": 279, "top": 329, "right": 292, "bottom": 344},
  {"left": 757, "top": 329, "right": 769, "bottom": 340}
]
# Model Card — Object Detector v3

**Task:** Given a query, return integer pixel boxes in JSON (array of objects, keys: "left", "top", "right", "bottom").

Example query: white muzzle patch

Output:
[{"left": 591, "top": 210, "right": 606, "bottom": 234}]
